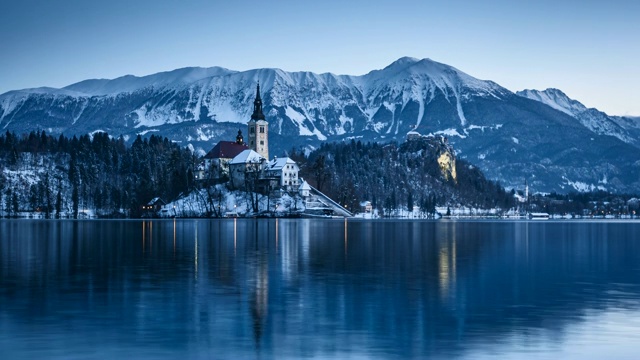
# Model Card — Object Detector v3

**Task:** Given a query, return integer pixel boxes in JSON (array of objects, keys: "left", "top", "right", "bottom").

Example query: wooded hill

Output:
[
  {"left": 293, "top": 137, "right": 516, "bottom": 215},
  {"left": 0, "top": 130, "right": 516, "bottom": 218},
  {"left": 0, "top": 131, "right": 195, "bottom": 218}
]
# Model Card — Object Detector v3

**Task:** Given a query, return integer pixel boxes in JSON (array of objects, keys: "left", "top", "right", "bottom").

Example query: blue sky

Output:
[{"left": 1, "top": 0, "right": 638, "bottom": 115}]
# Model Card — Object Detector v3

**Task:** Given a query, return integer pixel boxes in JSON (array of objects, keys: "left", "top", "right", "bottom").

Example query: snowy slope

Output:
[
  {"left": 517, "top": 88, "right": 587, "bottom": 116},
  {"left": 517, "top": 88, "right": 635, "bottom": 145},
  {"left": 0, "top": 57, "right": 510, "bottom": 141},
  {"left": 1, "top": 57, "right": 640, "bottom": 193},
  {"left": 63, "top": 67, "right": 236, "bottom": 96}
]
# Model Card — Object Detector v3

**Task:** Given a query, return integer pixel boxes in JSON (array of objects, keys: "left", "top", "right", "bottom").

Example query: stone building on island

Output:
[{"left": 198, "top": 83, "right": 352, "bottom": 217}]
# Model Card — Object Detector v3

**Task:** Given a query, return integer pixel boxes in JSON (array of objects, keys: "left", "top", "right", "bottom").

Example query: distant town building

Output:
[
  {"left": 360, "top": 201, "right": 373, "bottom": 213},
  {"left": 142, "top": 197, "right": 166, "bottom": 217},
  {"left": 406, "top": 130, "right": 422, "bottom": 141}
]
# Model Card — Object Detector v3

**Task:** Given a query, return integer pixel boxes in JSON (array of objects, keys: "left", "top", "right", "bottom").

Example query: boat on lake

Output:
[{"left": 529, "top": 212, "right": 550, "bottom": 220}]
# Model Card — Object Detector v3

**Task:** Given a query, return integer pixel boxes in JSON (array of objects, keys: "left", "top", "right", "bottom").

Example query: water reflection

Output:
[
  {"left": 438, "top": 221, "right": 457, "bottom": 301},
  {"left": 1, "top": 220, "right": 640, "bottom": 359}
]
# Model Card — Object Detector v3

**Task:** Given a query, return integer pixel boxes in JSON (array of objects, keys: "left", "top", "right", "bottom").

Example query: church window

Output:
[
  {"left": 250, "top": 128, "right": 255, "bottom": 134},
  {"left": 260, "top": 140, "right": 264, "bottom": 145},
  {"left": 260, "top": 126, "right": 265, "bottom": 133}
]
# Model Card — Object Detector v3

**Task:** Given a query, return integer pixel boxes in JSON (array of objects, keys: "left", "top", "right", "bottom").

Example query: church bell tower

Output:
[{"left": 247, "top": 82, "right": 269, "bottom": 160}]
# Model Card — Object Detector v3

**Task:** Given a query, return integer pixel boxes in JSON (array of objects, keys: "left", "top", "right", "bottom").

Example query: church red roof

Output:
[{"left": 204, "top": 141, "right": 249, "bottom": 160}]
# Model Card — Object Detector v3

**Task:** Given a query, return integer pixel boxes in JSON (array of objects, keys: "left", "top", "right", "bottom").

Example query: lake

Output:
[{"left": 1, "top": 219, "right": 640, "bottom": 359}]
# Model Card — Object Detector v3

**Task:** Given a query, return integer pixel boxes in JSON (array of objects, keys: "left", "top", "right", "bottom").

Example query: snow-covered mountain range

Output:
[
  {"left": 517, "top": 88, "right": 639, "bottom": 145},
  {"left": 1, "top": 57, "right": 639, "bottom": 193}
]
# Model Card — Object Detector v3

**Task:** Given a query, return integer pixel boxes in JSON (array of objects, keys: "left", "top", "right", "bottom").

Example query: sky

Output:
[{"left": 0, "top": 0, "right": 638, "bottom": 116}]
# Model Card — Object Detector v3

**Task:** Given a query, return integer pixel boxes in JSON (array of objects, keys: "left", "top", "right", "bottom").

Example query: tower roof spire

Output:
[{"left": 251, "top": 82, "right": 265, "bottom": 121}]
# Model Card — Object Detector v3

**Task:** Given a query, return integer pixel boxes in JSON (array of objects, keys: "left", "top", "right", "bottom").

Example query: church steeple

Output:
[
  {"left": 247, "top": 82, "right": 269, "bottom": 160},
  {"left": 251, "top": 82, "right": 265, "bottom": 121},
  {"left": 236, "top": 129, "right": 244, "bottom": 145}
]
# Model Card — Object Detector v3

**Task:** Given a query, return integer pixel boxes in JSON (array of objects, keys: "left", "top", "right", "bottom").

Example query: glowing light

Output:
[
  {"left": 149, "top": 221, "right": 153, "bottom": 252},
  {"left": 344, "top": 218, "right": 348, "bottom": 256},
  {"left": 194, "top": 222, "right": 198, "bottom": 279}
]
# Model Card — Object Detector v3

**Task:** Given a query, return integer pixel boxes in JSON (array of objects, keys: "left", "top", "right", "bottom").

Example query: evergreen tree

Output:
[
  {"left": 72, "top": 185, "right": 79, "bottom": 219},
  {"left": 56, "top": 189, "right": 62, "bottom": 218},
  {"left": 12, "top": 192, "right": 19, "bottom": 215},
  {"left": 5, "top": 189, "right": 12, "bottom": 216}
]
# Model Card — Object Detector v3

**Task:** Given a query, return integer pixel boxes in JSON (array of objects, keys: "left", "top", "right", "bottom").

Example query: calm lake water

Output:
[{"left": 1, "top": 219, "right": 640, "bottom": 359}]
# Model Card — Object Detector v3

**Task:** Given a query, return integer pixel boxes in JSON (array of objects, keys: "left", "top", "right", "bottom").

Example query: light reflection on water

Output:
[{"left": 1, "top": 219, "right": 640, "bottom": 359}]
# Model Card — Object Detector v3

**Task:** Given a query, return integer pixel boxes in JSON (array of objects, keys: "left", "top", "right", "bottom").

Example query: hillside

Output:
[
  {"left": 2, "top": 57, "right": 640, "bottom": 193},
  {"left": 0, "top": 131, "right": 513, "bottom": 218}
]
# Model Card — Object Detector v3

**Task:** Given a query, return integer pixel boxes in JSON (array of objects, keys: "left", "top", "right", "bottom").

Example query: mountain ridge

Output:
[{"left": 1, "top": 57, "right": 639, "bottom": 193}]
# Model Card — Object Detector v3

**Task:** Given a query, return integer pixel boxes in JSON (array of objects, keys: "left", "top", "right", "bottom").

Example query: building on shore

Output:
[
  {"left": 196, "top": 130, "right": 248, "bottom": 182},
  {"left": 195, "top": 83, "right": 351, "bottom": 217}
]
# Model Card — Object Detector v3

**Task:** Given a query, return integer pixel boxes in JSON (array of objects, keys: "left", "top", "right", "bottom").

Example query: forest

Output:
[
  {"left": 292, "top": 137, "right": 516, "bottom": 216},
  {"left": 0, "top": 131, "right": 195, "bottom": 218},
  {"left": 0, "top": 130, "right": 633, "bottom": 218}
]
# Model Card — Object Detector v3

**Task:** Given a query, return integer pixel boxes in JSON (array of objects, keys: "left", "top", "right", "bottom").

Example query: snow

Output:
[
  {"left": 299, "top": 181, "right": 311, "bottom": 191},
  {"left": 312, "top": 128, "right": 327, "bottom": 141},
  {"left": 72, "top": 101, "right": 88, "bottom": 125},
  {"left": 430, "top": 128, "right": 467, "bottom": 138},
  {"left": 267, "top": 157, "right": 296, "bottom": 171},
  {"left": 88, "top": 130, "right": 109, "bottom": 139},
  {"left": 337, "top": 113, "right": 353, "bottom": 136},
  {"left": 563, "top": 176, "right": 607, "bottom": 192},
  {"left": 63, "top": 67, "right": 236, "bottom": 96},
  {"left": 3, "top": 168, "right": 41, "bottom": 188},
  {"left": 382, "top": 102, "right": 396, "bottom": 135},
  {"left": 162, "top": 185, "right": 306, "bottom": 218},
  {"left": 2, "top": 56, "right": 509, "bottom": 142},
  {"left": 195, "top": 127, "right": 213, "bottom": 142},
  {"left": 230, "top": 149, "right": 265, "bottom": 164},
  {"left": 455, "top": 93, "right": 468, "bottom": 126},
  {"left": 137, "top": 129, "right": 160, "bottom": 136},
  {"left": 519, "top": 89, "right": 635, "bottom": 145},
  {"left": 209, "top": 101, "right": 246, "bottom": 123},
  {"left": 285, "top": 106, "right": 312, "bottom": 136},
  {"left": 512, "top": 137, "right": 519, "bottom": 144},
  {"left": 416, "top": 95, "right": 425, "bottom": 128},
  {"left": 518, "top": 88, "right": 586, "bottom": 116},
  {"left": 284, "top": 106, "right": 327, "bottom": 140}
]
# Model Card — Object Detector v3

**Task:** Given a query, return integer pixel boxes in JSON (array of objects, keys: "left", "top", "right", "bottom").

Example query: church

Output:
[
  {"left": 200, "top": 83, "right": 301, "bottom": 193},
  {"left": 196, "top": 83, "right": 352, "bottom": 217}
]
